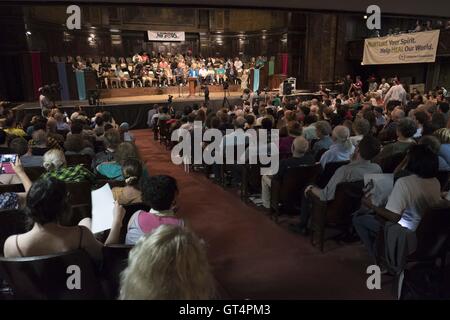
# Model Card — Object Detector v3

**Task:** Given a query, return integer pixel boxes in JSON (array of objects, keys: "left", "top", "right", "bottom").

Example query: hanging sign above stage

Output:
[
  {"left": 147, "top": 31, "right": 185, "bottom": 42},
  {"left": 362, "top": 30, "right": 440, "bottom": 65}
]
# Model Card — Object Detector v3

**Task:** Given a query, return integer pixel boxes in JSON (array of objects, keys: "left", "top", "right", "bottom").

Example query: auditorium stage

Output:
[{"left": 15, "top": 92, "right": 243, "bottom": 129}]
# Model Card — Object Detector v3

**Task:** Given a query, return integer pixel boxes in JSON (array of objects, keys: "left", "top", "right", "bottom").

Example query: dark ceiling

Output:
[{"left": 3, "top": 0, "right": 450, "bottom": 18}]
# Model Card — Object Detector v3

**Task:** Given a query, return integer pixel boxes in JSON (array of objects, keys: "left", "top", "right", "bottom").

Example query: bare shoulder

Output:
[{"left": 3, "top": 234, "right": 18, "bottom": 257}]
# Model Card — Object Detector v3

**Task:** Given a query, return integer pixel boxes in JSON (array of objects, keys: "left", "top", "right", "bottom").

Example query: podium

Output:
[{"left": 188, "top": 77, "right": 198, "bottom": 96}]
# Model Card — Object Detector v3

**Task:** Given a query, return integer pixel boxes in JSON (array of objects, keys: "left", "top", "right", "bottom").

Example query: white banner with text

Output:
[
  {"left": 147, "top": 31, "right": 185, "bottom": 42},
  {"left": 362, "top": 30, "right": 440, "bottom": 65}
]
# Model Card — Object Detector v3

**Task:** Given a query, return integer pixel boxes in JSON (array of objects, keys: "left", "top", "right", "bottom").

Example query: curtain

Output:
[
  {"left": 268, "top": 60, "right": 275, "bottom": 76},
  {"left": 57, "top": 62, "right": 70, "bottom": 101},
  {"left": 30, "top": 52, "right": 42, "bottom": 100},
  {"left": 281, "top": 53, "right": 288, "bottom": 75},
  {"left": 75, "top": 70, "right": 86, "bottom": 100},
  {"left": 253, "top": 68, "right": 260, "bottom": 92}
]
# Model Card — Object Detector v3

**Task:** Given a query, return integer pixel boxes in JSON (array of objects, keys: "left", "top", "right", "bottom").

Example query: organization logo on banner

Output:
[
  {"left": 362, "top": 30, "right": 440, "bottom": 65},
  {"left": 147, "top": 31, "right": 186, "bottom": 42}
]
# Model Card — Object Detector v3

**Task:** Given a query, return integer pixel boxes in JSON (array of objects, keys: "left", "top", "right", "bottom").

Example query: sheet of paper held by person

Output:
[{"left": 91, "top": 183, "right": 115, "bottom": 233}]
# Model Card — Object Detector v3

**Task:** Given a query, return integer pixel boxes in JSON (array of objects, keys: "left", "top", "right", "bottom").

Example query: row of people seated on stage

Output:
[
  {"left": 149, "top": 86, "right": 450, "bottom": 281},
  {"left": 51, "top": 52, "right": 268, "bottom": 90}
]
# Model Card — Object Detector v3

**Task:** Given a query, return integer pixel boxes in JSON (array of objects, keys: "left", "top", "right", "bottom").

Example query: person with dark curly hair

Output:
[{"left": 125, "top": 175, "right": 183, "bottom": 245}]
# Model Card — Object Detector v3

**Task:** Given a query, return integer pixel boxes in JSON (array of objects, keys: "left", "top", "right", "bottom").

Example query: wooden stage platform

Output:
[
  {"left": 98, "top": 84, "right": 241, "bottom": 99},
  {"left": 15, "top": 92, "right": 243, "bottom": 129}
]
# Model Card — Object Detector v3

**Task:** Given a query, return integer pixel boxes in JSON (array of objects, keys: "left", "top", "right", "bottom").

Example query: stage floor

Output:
[
  {"left": 14, "top": 92, "right": 243, "bottom": 129},
  {"left": 16, "top": 92, "right": 242, "bottom": 110}
]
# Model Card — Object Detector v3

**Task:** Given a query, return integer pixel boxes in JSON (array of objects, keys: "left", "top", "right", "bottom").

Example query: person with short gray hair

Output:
[
  {"left": 319, "top": 125, "right": 355, "bottom": 168},
  {"left": 312, "top": 121, "right": 333, "bottom": 157},
  {"left": 260, "top": 136, "right": 315, "bottom": 209}
]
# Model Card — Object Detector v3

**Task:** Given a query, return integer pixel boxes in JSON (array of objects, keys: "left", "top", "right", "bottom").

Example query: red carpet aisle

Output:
[{"left": 134, "top": 129, "right": 393, "bottom": 299}]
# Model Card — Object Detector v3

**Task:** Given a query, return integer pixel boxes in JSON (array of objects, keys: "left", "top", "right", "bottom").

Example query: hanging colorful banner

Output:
[
  {"left": 362, "top": 30, "right": 440, "bottom": 65},
  {"left": 56, "top": 62, "right": 70, "bottom": 101},
  {"left": 253, "top": 68, "right": 260, "bottom": 92},
  {"left": 75, "top": 70, "right": 86, "bottom": 100},
  {"left": 268, "top": 60, "right": 275, "bottom": 76}
]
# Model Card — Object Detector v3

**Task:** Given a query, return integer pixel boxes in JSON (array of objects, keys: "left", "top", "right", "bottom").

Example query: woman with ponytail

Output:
[{"left": 112, "top": 158, "right": 143, "bottom": 205}]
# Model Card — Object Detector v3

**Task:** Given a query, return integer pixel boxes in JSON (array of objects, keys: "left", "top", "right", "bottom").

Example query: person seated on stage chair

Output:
[
  {"left": 216, "top": 64, "right": 226, "bottom": 85},
  {"left": 294, "top": 135, "right": 382, "bottom": 233},
  {"left": 42, "top": 149, "right": 95, "bottom": 183},
  {"left": 3, "top": 177, "right": 124, "bottom": 261},
  {"left": 125, "top": 175, "right": 183, "bottom": 245},
  {"left": 164, "top": 67, "right": 174, "bottom": 86},
  {"left": 261, "top": 136, "right": 315, "bottom": 209},
  {"left": 115, "top": 65, "right": 131, "bottom": 88}
]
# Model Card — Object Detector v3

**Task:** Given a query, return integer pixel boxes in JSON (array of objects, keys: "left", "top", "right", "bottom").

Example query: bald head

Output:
[{"left": 292, "top": 136, "right": 309, "bottom": 157}]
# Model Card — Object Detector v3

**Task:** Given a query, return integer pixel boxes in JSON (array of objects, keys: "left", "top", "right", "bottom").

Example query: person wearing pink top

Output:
[{"left": 126, "top": 175, "right": 183, "bottom": 245}]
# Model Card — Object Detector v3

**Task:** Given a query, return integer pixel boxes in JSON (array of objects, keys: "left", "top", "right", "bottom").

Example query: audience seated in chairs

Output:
[
  {"left": 295, "top": 135, "right": 382, "bottom": 233},
  {"left": 261, "top": 136, "right": 315, "bottom": 209},
  {"left": 373, "top": 117, "right": 417, "bottom": 167},
  {"left": 42, "top": 149, "right": 95, "bottom": 183},
  {"left": 3, "top": 178, "right": 123, "bottom": 261},
  {"left": 0, "top": 158, "right": 32, "bottom": 210},
  {"left": 0, "top": 129, "right": 12, "bottom": 154},
  {"left": 64, "top": 133, "right": 95, "bottom": 157},
  {"left": 311, "top": 120, "right": 333, "bottom": 158},
  {"left": 119, "top": 225, "right": 215, "bottom": 300},
  {"left": 92, "top": 128, "right": 121, "bottom": 171},
  {"left": 378, "top": 108, "right": 405, "bottom": 143},
  {"left": 349, "top": 118, "right": 371, "bottom": 147},
  {"left": 353, "top": 144, "right": 444, "bottom": 260},
  {"left": 125, "top": 175, "right": 183, "bottom": 245},
  {"left": 96, "top": 142, "right": 142, "bottom": 180},
  {"left": 9, "top": 137, "right": 43, "bottom": 167},
  {"left": 433, "top": 128, "right": 450, "bottom": 171},
  {"left": 278, "top": 121, "right": 302, "bottom": 157},
  {"left": 111, "top": 158, "right": 143, "bottom": 205},
  {"left": 319, "top": 125, "right": 355, "bottom": 169}
]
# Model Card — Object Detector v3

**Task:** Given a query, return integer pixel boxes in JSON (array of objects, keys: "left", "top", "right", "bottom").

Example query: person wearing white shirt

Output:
[
  {"left": 353, "top": 144, "right": 443, "bottom": 258},
  {"left": 384, "top": 80, "right": 407, "bottom": 106},
  {"left": 319, "top": 125, "right": 355, "bottom": 168}
]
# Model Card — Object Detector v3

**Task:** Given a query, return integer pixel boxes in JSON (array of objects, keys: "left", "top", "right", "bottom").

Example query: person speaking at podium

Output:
[{"left": 188, "top": 66, "right": 200, "bottom": 96}]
